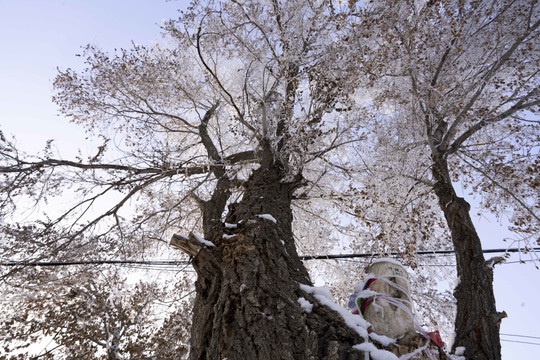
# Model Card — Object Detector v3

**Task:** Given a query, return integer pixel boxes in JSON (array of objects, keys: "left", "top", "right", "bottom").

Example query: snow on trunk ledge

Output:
[
  {"left": 299, "top": 284, "right": 369, "bottom": 338},
  {"left": 299, "top": 284, "right": 400, "bottom": 360},
  {"left": 257, "top": 214, "right": 277, "bottom": 223},
  {"left": 297, "top": 297, "right": 313, "bottom": 313},
  {"left": 353, "top": 343, "right": 399, "bottom": 360}
]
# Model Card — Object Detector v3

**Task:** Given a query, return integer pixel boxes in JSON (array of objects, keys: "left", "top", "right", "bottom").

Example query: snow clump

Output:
[
  {"left": 257, "top": 214, "right": 277, "bottom": 223},
  {"left": 297, "top": 297, "right": 313, "bottom": 313}
]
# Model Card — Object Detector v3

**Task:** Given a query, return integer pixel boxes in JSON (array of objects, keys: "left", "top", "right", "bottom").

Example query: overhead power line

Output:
[
  {"left": 1, "top": 247, "right": 538, "bottom": 267},
  {"left": 500, "top": 339, "right": 540, "bottom": 346},
  {"left": 299, "top": 247, "right": 540, "bottom": 261},
  {"left": 500, "top": 333, "right": 540, "bottom": 340},
  {"left": 0, "top": 259, "right": 190, "bottom": 267}
]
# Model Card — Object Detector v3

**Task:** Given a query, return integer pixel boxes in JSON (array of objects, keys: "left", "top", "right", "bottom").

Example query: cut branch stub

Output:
[{"left": 170, "top": 232, "right": 214, "bottom": 256}]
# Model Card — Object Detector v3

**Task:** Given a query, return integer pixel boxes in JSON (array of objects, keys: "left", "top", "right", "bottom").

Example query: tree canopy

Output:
[{"left": 1, "top": 1, "right": 538, "bottom": 359}]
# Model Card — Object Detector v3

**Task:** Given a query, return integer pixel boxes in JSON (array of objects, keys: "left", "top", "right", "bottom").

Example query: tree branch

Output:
[
  {"left": 0, "top": 151, "right": 256, "bottom": 177},
  {"left": 448, "top": 88, "right": 540, "bottom": 154},
  {"left": 196, "top": 20, "right": 256, "bottom": 134},
  {"left": 430, "top": 39, "right": 455, "bottom": 87},
  {"left": 458, "top": 153, "right": 540, "bottom": 223},
  {"left": 198, "top": 102, "right": 226, "bottom": 178},
  {"left": 442, "top": 18, "right": 540, "bottom": 148}
]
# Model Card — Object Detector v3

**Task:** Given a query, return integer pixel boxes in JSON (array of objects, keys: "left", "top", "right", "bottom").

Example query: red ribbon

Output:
[{"left": 426, "top": 330, "right": 445, "bottom": 348}]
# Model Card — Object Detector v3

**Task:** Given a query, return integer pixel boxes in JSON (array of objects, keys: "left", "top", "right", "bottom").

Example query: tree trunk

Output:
[
  {"left": 431, "top": 154, "right": 502, "bottom": 360},
  {"left": 188, "top": 145, "right": 364, "bottom": 360}
]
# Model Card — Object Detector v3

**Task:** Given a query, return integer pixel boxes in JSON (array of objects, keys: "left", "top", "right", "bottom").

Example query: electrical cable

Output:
[
  {"left": 500, "top": 333, "right": 540, "bottom": 340},
  {"left": 0, "top": 259, "right": 190, "bottom": 267},
  {"left": 500, "top": 339, "right": 540, "bottom": 346},
  {"left": 299, "top": 247, "right": 540, "bottom": 260},
  {"left": 1, "top": 247, "right": 538, "bottom": 267}
]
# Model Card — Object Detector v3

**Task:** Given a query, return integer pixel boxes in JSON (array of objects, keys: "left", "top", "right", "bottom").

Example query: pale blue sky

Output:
[
  {"left": 0, "top": 1, "right": 538, "bottom": 358},
  {"left": 0, "top": 0, "right": 184, "bottom": 153}
]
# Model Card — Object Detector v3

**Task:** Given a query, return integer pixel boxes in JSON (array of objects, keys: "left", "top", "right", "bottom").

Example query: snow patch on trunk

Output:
[
  {"left": 299, "top": 284, "right": 369, "bottom": 338},
  {"left": 368, "top": 332, "right": 396, "bottom": 347},
  {"left": 353, "top": 343, "right": 399, "bottom": 360},
  {"left": 297, "top": 297, "right": 313, "bottom": 313},
  {"left": 449, "top": 346, "right": 466, "bottom": 359},
  {"left": 257, "top": 213, "right": 277, "bottom": 223}
]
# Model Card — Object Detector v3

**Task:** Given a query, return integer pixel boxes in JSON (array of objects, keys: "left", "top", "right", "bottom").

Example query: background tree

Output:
[
  {"left": 1, "top": 268, "right": 191, "bottom": 359},
  {"left": 341, "top": 0, "right": 539, "bottom": 358}
]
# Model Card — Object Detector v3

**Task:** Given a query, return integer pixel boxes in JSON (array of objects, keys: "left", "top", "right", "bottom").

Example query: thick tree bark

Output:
[
  {"left": 431, "top": 154, "right": 502, "bottom": 360},
  {"left": 188, "top": 144, "right": 364, "bottom": 360}
]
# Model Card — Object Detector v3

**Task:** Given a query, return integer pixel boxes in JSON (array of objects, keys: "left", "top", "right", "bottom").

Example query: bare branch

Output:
[
  {"left": 442, "top": 18, "right": 540, "bottom": 148},
  {"left": 448, "top": 88, "right": 540, "bottom": 154},
  {"left": 430, "top": 39, "right": 456, "bottom": 88},
  {"left": 0, "top": 151, "right": 256, "bottom": 177},
  {"left": 196, "top": 19, "right": 256, "bottom": 134},
  {"left": 458, "top": 153, "right": 540, "bottom": 223}
]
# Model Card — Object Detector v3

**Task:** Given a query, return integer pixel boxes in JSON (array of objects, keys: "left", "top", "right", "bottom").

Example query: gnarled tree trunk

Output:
[
  {"left": 431, "top": 154, "right": 502, "bottom": 360},
  {"left": 188, "top": 145, "right": 364, "bottom": 360}
]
